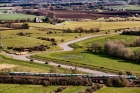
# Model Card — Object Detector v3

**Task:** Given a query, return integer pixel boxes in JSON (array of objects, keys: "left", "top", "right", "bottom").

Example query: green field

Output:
[
  {"left": 34, "top": 34, "right": 140, "bottom": 75},
  {"left": 0, "top": 28, "right": 91, "bottom": 52},
  {"left": 0, "top": 84, "right": 58, "bottom": 93},
  {"left": 73, "top": 34, "right": 138, "bottom": 47},
  {"left": 105, "top": 5, "right": 140, "bottom": 10},
  {"left": 96, "top": 87, "right": 140, "bottom": 93},
  {"left": 0, "top": 14, "right": 44, "bottom": 20},
  {"left": 0, "top": 53, "right": 68, "bottom": 73},
  {"left": 0, "top": 84, "right": 89, "bottom": 93},
  {"left": 0, "top": 10, "right": 7, "bottom": 12},
  {"left": 60, "top": 86, "right": 89, "bottom": 93},
  {"left": 28, "top": 21, "right": 140, "bottom": 30}
]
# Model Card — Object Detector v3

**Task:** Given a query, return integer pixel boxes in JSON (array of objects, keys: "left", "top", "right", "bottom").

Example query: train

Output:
[{"left": 8, "top": 72, "right": 137, "bottom": 79}]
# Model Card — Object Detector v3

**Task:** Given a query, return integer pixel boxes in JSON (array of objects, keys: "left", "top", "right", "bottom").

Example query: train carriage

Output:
[{"left": 8, "top": 72, "right": 137, "bottom": 79}]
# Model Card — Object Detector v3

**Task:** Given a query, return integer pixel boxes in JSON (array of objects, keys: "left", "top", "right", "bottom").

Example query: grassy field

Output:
[
  {"left": 105, "top": 5, "right": 140, "bottom": 10},
  {"left": 0, "top": 28, "right": 91, "bottom": 52},
  {"left": 0, "top": 84, "right": 58, "bottom": 93},
  {"left": 96, "top": 87, "right": 140, "bottom": 93},
  {"left": 0, "top": 53, "right": 68, "bottom": 73},
  {"left": 61, "top": 86, "right": 89, "bottom": 93},
  {"left": 28, "top": 21, "right": 140, "bottom": 30},
  {"left": 34, "top": 34, "right": 140, "bottom": 75},
  {"left": 72, "top": 34, "right": 138, "bottom": 47},
  {"left": 0, "top": 14, "right": 44, "bottom": 20},
  {"left": 0, "top": 10, "right": 8, "bottom": 12},
  {"left": 0, "top": 84, "right": 89, "bottom": 93}
]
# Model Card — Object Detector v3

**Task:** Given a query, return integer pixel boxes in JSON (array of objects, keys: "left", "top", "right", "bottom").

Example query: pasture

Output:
[
  {"left": 0, "top": 84, "right": 89, "bottom": 93},
  {"left": 0, "top": 28, "right": 91, "bottom": 52},
  {"left": 29, "top": 21, "right": 140, "bottom": 30},
  {"left": 0, "top": 84, "right": 58, "bottom": 93},
  {"left": 34, "top": 34, "right": 140, "bottom": 75},
  {"left": 0, "top": 54, "right": 67, "bottom": 73},
  {"left": 72, "top": 34, "right": 138, "bottom": 47},
  {"left": 96, "top": 87, "right": 140, "bottom": 93},
  {"left": 0, "top": 14, "right": 44, "bottom": 20}
]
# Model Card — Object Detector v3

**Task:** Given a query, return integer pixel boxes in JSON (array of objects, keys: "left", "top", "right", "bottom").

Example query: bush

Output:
[{"left": 106, "top": 78, "right": 129, "bottom": 87}]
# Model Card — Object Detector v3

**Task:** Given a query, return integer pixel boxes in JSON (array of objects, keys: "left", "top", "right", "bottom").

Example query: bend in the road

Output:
[{"left": 4, "top": 33, "right": 119, "bottom": 75}]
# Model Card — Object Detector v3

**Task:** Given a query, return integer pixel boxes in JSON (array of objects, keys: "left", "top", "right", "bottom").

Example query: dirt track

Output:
[{"left": 4, "top": 33, "right": 119, "bottom": 75}]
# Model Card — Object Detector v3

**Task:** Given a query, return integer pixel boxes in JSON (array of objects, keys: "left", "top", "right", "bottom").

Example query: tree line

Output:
[
  {"left": 88, "top": 38, "right": 140, "bottom": 63},
  {"left": 63, "top": 27, "right": 100, "bottom": 33},
  {"left": 0, "top": 23, "right": 29, "bottom": 29},
  {"left": 122, "top": 30, "right": 140, "bottom": 35},
  {"left": 37, "top": 37, "right": 57, "bottom": 45},
  {"left": 7, "top": 44, "right": 50, "bottom": 52},
  {"left": 0, "top": 74, "right": 138, "bottom": 87},
  {"left": 0, "top": 76, "right": 92, "bottom": 86}
]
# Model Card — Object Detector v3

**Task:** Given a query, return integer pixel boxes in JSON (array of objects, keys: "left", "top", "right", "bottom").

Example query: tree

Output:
[
  {"left": 133, "top": 49, "right": 140, "bottom": 63},
  {"left": 21, "top": 23, "right": 29, "bottom": 29},
  {"left": 47, "top": 12, "right": 55, "bottom": 19},
  {"left": 91, "top": 43, "right": 102, "bottom": 53},
  {"left": 106, "top": 78, "right": 112, "bottom": 87}
]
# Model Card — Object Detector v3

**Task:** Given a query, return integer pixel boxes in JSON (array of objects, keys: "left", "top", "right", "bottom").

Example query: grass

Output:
[
  {"left": 0, "top": 10, "right": 8, "bottom": 12},
  {"left": 0, "top": 84, "right": 58, "bottom": 93},
  {"left": 0, "top": 53, "right": 67, "bottom": 73},
  {"left": 0, "top": 28, "right": 91, "bottom": 52},
  {"left": 95, "top": 87, "right": 140, "bottom": 93},
  {"left": 0, "top": 84, "right": 89, "bottom": 93},
  {"left": 34, "top": 34, "right": 140, "bottom": 75},
  {"left": 61, "top": 86, "right": 89, "bottom": 93},
  {"left": 105, "top": 5, "right": 140, "bottom": 10},
  {"left": 28, "top": 21, "right": 140, "bottom": 30},
  {"left": 73, "top": 34, "right": 138, "bottom": 47},
  {"left": 0, "top": 14, "right": 44, "bottom": 20}
]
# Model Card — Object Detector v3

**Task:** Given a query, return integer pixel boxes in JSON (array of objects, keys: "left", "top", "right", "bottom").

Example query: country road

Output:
[{"left": 4, "top": 33, "right": 118, "bottom": 75}]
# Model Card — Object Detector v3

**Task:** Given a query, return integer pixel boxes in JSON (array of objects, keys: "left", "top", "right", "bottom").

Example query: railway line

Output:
[{"left": 8, "top": 72, "right": 137, "bottom": 79}]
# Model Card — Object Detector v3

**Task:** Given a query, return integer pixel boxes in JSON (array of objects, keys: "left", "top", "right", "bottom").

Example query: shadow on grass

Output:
[{"left": 81, "top": 51, "right": 140, "bottom": 65}]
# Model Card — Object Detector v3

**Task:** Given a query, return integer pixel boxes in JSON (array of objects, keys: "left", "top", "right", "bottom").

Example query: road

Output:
[{"left": 4, "top": 34, "right": 117, "bottom": 75}]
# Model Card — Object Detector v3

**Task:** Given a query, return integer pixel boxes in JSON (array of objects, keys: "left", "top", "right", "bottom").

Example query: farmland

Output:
[
  {"left": 28, "top": 21, "right": 140, "bottom": 30},
  {"left": 33, "top": 34, "right": 140, "bottom": 75},
  {"left": 1, "top": 19, "right": 140, "bottom": 75},
  {"left": 0, "top": 4, "right": 140, "bottom": 93},
  {"left": 0, "top": 14, "right": 44, "bottom": 20},
  {"left": 96, "top": 87, "right": 140, "bottom": 93},
  {"left": 28, "top": 9, "right": 140, "bottom": 19},
  {"left": 0, "top": 84, "right": 89, "bottom": 93},
  {"left": 0, "top": 53, "right": 68, "bottom": 73},
  {"left": 0, "top": 28, "right": 91, "bottom": 53}
]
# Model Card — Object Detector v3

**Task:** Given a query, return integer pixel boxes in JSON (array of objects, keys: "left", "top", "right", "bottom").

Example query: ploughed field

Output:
[{"left": 37, "top": 10, "right": 140, "bottom": 19}]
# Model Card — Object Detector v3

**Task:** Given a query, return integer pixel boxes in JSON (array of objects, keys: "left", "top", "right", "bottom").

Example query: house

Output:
[{"left": 35, "top": 17, "right": 43, "bottom": 23}]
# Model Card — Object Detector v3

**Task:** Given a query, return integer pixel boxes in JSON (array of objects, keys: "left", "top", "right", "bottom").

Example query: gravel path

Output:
[{"left": 4, "top": 34, "right": 118, "bottom": 75}]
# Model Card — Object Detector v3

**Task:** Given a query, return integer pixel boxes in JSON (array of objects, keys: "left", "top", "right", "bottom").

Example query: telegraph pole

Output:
[{"left": 62, "top": 23, "right": 65, "bottom": 36}]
